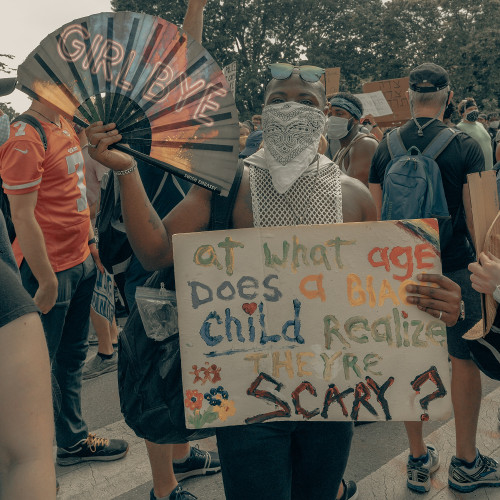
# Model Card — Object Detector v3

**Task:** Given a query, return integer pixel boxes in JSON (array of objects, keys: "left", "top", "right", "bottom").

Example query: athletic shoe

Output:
[
  {"left": 448, "top": 451, "right": 500, "bottom": 492},
  {"left": 407, "top": 444, "right": 440, "bottom": 493},
  {"left": 173, "top": 445, "right": 221, "bottom": 481},
  {"left": 338, "top": 479, "right": 358, "bottom": 500},
  {"left": 88, "top": 327, "right": 98, "bottom": 345},
  {"left": 56, "top": 433, "right": 129, "bottom": 465},
  {"left": 150, "top": 485, "right": 198, "bottom": 500},
  {"left": 82, "top": 352, "right": 118, "bottom": 380}
]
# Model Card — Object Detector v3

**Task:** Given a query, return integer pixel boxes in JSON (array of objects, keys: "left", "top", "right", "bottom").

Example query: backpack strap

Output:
[
  {"left": 209, "top": 159, "right": 244, "bottom": 231},
  {"left": 13, "top": 114, "right": 47, "bottom": 151},
  {"left": 333, "top": 133, "right": 378, "bottom": 169},
  {"left": 422, "top": 128, "right": 458, "bottom": 159},
  {"left": 387, "top": 128, "right": 407, "bottom": 159}
]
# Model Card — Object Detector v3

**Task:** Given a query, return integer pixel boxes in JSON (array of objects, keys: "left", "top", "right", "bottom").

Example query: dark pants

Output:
[
  {"left": 216, "top": 421, "right": 353, "bottom": 500},
  {"left": 20, "top": 254, "right": 96, "bottom": 448}
]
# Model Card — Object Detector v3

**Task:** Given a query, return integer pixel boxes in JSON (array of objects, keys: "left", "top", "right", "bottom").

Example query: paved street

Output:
[{"left": 56, "top": 339, "right": 500, "bottom": 499}]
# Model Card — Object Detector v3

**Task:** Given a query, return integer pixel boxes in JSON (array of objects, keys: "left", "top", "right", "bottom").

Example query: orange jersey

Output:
[{"left": 0, "top": 116, "right": 90, "bottom": 272}]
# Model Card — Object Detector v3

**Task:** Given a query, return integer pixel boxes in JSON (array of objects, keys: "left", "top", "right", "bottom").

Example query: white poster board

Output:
[
  {"left": 222, "top": 62, "right": 236, "bottom": 98},
  {"left": 173, "top": 220, "right": 451, "bottom": 429},
  {"left": 354, "top": 91, "right": 393, "bottom": 117},
  {"left": 91, "top": 268, "right": 114, "bottom": 323}
]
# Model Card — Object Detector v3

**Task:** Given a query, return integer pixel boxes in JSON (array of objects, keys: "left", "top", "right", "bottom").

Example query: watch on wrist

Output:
[
  {"left": 493, "top": 285, "right": 500, "bottom": 303},
  {"left": 88, "top": 237, "right": 96, "bottom": 246}
]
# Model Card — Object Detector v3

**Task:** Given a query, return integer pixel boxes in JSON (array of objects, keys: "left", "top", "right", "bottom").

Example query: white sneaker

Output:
[{"left": 407, "top": 444, "right": 440, "bottom": 492}]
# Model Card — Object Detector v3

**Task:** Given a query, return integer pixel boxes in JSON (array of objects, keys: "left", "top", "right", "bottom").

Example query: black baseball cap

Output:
[
  {"left": 409, "top": 63, "right": 449, "bottom": 93},
  {"left": 0, "top": 77, "right": 17, "bottom": 97}
]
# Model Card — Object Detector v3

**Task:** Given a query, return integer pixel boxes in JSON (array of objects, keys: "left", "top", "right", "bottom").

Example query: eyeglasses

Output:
[{"left": 268, "top": 63, "right": 325, "bottom": 83}]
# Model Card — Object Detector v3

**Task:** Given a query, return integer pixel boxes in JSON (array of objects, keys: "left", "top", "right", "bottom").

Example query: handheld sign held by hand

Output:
[
  {"left": 13, "top": 11, "right": 239, "bottom": 195},
  {"left": 173, "top": 220, "right": 452, "bottom": 428}
]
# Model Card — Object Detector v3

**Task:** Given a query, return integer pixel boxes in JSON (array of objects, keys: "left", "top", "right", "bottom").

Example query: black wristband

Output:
[{"left": 88, "top": 237, "right": 96, "bottom": 246}]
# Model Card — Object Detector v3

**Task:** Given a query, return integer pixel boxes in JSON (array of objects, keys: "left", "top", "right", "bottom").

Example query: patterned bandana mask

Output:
[{"left": 262, "top": 102, "right": 326, "bottom": 194}]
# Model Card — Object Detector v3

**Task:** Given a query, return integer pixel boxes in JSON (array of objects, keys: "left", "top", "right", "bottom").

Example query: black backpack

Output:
[
  {"left": 1, "top": 115, "right": 47, "bottom": 243},
  {"left": 117, "top": 161, "right": 244, "bottom": 444}
]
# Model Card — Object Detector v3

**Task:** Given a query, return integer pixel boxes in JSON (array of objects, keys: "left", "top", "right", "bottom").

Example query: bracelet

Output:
[
  {"left": 115, "top": 158, "right": 138, "bottom": 176},
  {"left": 88, "top": 237, "right": 96, "bottom": 246}
]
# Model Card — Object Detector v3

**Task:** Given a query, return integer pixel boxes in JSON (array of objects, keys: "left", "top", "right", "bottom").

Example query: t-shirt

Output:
[
  {"left": 457, "top": 121, "right": 493, "bottom": 171},
  {"left": 0, "top": 258, "right": 38, "bottom": 329},
  {"left": 369, "top": 118, "right": 485, "bottom": 273},
  {"left": 0, "top": 116, "right": 90, "bottom": 272}
]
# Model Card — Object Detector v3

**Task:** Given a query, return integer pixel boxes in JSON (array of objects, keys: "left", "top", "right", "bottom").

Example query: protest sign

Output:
[
  {"left": 354, "top": 91, "right": 393, "bottom": 118},
  {"left": 91, "top": 268, "right": 115, "bottom": 323},
  {"left": 222, "top": 62, "right": 237, "bottom": 98},
  {"left": 362, "top": 77, "right": 410, "bottom": 127},
  {"left": 173, "top": 220, "right": 452, "bottom": 429},
  {"left": 321, "top": 67, "right": 341, "bottom": 98}
]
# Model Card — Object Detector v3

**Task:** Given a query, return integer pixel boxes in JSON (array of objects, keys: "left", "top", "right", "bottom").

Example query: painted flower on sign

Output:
[
  {"left": 185, "top": 389, "right": 204, "bottom": 411},
  {"left": 213, "top": 395, "right": 236, "bottom": 422}
]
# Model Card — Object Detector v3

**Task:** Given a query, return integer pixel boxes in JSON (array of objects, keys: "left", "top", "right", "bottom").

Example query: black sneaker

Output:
[
  {"left": 173, "top": 445, "right": 221, "bottom": 481},
  {"left": 56, "top": 433, "right": 129, "bottom": 466},
  {"left": 150, "top": 485, "right": 198, "bottom": 499},
  {"left": 338, "top": 479, "right": 358, "bottom": 500}
]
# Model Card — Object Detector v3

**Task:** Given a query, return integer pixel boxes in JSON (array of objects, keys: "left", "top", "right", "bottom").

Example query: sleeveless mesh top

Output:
[{"left": 249, "top": 160, "right": 343, "bottom": 227}]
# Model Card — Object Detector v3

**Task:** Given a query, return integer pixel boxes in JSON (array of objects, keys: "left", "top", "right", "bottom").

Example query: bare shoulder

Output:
[{"left": 341, "top": 173, "right": 377, "bottom": 222}]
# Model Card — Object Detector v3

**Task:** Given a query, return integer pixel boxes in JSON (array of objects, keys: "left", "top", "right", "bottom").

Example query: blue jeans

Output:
[
  {"left": 20, "top": 254, "right": 96, "bottom": 448},
  {"left": 216, "top": 421, "right": 353, "bottom": 500}
]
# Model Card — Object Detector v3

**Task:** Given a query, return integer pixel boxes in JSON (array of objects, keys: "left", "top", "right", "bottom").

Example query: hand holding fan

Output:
[{"left": 12, "top": 11, "right": 239, "bottom": 195}]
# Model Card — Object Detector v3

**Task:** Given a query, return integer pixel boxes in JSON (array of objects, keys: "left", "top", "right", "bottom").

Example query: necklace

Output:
[
  {"left": 283, "top": 156, "right": 320, "bottom": 225},
  {"left": 31, "top": 109, "right": 61, "bottom": 128}
]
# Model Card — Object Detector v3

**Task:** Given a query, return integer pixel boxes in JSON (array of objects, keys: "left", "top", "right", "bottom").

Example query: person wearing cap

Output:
[
  {"left": 457, "top": 98, "right": 493, "bottom": 171},
  {"left": 239, "top": 129, "right": 263, "bottom": 159},
  {"left": 326, "top": 92, "right": 379, "bottom": 186},
  {"left": 370, "top": 63, "right": 499, "bottom": 494}
]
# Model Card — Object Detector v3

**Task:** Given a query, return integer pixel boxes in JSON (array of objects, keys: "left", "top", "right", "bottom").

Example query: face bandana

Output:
[
  {"left": 0, "top": 113, "right": 10, "bottom": 147},
  {"left": 490, "top": 121, "right": 499, "bottom": 129},
  {"left": 466, "top": 110, "right": 479, "bottom": 122},
  {"left": 260, "top": 102, "right": 326, "bottom": 194},
  {"left": 326, "top": 116, "right": 353, "bottom": 140}
]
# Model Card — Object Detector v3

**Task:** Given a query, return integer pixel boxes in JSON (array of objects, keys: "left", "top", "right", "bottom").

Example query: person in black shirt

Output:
[
  {"left": 370, "top": 63, "right": 499, "bottom": 495},
  {"left": 0, "top": 222, "right": 56, "bottom": 498}
]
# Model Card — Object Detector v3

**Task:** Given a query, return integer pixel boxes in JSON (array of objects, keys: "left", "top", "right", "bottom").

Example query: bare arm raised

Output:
[{"left": 86, "top": 122, "right": 212, "bottom": 271}]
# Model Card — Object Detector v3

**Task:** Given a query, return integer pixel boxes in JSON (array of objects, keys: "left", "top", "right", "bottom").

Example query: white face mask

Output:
[
  {"left": 0, "top": 113, "right": 10, "bottom": 147},
  {"left": 326, "top": 115, "right": 352, "bottom": 139},
  {"left": 490, "top": 121, "right": 499, "bottom": 129},
  {"left": 261, "top": 101, "right": 326, "bottom": 194}
]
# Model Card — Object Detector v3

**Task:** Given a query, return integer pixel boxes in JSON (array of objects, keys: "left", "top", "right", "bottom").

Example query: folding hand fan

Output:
[{"left": 13, "top": 11, "right": 239, "bottom": 195}]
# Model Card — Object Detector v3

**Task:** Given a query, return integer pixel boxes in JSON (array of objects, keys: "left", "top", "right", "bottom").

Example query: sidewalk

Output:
[{"left": 57, "top": 386, "right": 500, "bottom": 499}]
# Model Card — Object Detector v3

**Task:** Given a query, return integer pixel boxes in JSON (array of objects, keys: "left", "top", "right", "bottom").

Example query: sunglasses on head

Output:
[{"left": 268, "top": 63, "right": 325, "bottom": 83}]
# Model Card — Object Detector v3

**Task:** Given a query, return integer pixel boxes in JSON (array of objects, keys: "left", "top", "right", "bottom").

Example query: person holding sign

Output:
[{"left": 86, "top": 64, "right": 463, "bottom": 500}]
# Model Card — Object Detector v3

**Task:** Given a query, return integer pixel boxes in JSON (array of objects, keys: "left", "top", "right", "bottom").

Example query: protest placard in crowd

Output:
[
  {"left": 174, "top": 220, "right": 452, "bottom": 429},
  {"left": 222, "top": 61, "right": 237, "bottom": 98},
  {"left": 322, "top": 67, "right": 341, "bottom": 98},
  {"left": 363, "top": 77, "right": 411, "bottom": 127}
]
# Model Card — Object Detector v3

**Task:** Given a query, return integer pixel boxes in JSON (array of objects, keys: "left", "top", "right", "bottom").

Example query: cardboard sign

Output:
[
  {"left": 222, "top": 62, "right": 237, "bottom": 98},
  {"left": 173, "top": 220, "right": 452, "bottom": 429},
  {"left": 321, "top": 67, "right": 341, "bottom": 98},
  {"left": 362, "top": 77, "right": 410, "bottom": 127},
  {"left": 91, "top": 268, "right": 115, "bottom": 323}
]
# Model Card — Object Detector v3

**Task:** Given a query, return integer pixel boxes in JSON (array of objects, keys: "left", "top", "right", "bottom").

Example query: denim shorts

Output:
[{"left": 444, "top": 267, "right": 482, "bottom": 360}]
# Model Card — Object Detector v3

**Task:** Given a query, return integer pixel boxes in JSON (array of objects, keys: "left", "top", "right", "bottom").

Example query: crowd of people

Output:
[{"left": 1, "top": 0, "right": 500, "bottom": 499}]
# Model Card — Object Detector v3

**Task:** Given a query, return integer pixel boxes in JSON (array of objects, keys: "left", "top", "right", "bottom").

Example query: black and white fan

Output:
[{"left": 13, "top": 11, "right": 239, "bottom": 195}]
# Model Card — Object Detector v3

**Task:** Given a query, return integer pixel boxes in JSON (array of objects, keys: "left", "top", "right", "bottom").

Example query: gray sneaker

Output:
[
  {"left": 82, "top": 352, "right": 118, "bottom": 380},
  {"left": 449, "top": 451, "right": 500, "bottom": 492},
  {"left": 407, "top": 444, "right": 440, "bottom": 492}
]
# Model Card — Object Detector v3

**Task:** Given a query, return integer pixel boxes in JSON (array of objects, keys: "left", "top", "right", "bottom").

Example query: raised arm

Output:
[
  {"left": 183, "top": 0, "right": 207, "bottom": 43},
  {"left": 86, "top": 122, "right": 211, "bottom": 271}
]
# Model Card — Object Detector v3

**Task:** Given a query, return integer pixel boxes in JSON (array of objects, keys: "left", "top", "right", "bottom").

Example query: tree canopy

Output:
[{"left": 112, "top": 0, "right": 499, "bottom": 118}]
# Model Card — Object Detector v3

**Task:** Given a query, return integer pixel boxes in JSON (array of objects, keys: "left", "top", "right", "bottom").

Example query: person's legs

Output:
[
  {"left": 404, "top": 421, "right": 426, "bottom": 458},
  {"left": 90, "top": 307, "right": 114, "bottom": 355},
  {"left": 450, "top": 355, "right": 481, "bottom": 462},
  {"left": 291, "top": 422, "right": 353, "bottom": 500},
  {"left": 216, "top": 423, "right": 292, "bottom": 500},
  {"left": 53, "top": 256, "right": 96, "bottom": 447},
  {"left": 0, "top": 313, "right": 56, "bottom": 499},
  {"left": 146, "top": 441, "right": 178, "bottom": 499}
]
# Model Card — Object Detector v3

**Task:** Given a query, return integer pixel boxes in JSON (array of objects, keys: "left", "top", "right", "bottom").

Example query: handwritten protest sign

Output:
[
  {"left": 222, "top": 62, "right": 237, "bottom": 98},
  {"left": 173, "top": 220, "right": 451, "bottom": 429},
  {"left": 354, "top": 91, "right": 393, "bottom": 118},
  {"left": 362, "top": 77, "right": 410, "bottom": 127},
  {"left": 91, "top": 268, "right": 114, "bottom": 323}
]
